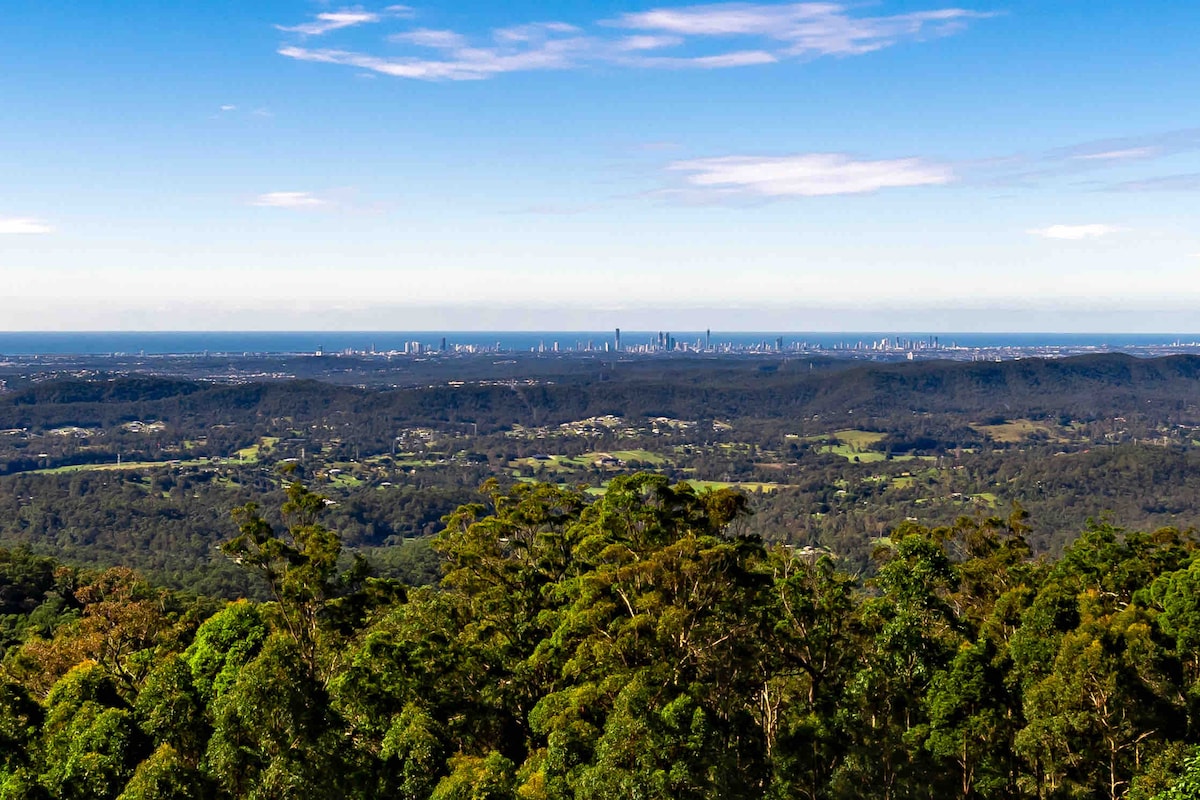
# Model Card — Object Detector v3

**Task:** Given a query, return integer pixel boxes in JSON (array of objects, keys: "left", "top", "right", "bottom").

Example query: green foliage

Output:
[
  {"left": 183, "top": 600, "right": 267, "bottom": 705},
  {"left": 0, "top": 479, "right": 1199, "bottom": 799},
  {"left": 38, "top": 662, "right": 145, "bottom": 800},
  {"left": 1151, "top": 752, "right": 1200, "bottom": 800},
  {"left": 0, "top": 681, "right": 41, "bottom": 774},
  {"left": 116, "top": 744, "right": 212, "bottom": 800},
  {"left": 430, "top": 752, "right": 517, "bottom": 800},
  {"left": 134, "top": 656, "right": 204, "bottom": 759},
  {"left": 380, "top": 702, "right": 445, "bottom": 800},
  {"left": 223, "top": 481, "right": 370, "bottom": 679}
]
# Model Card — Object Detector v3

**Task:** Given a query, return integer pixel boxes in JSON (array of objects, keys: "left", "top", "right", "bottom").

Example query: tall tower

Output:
[
  {"left": 615, "top": 327, "right": 621, "bottom": 352},
  {"left": 706, "top": 328, "right": 711, "bottom": 350}
]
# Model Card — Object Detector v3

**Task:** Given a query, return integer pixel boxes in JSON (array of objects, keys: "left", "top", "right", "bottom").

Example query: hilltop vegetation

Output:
[{"left": 2, "top": 476, "right": 1200, "bottom": 798}]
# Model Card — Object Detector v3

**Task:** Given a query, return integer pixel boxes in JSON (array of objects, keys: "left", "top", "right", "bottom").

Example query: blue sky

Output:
[{"left": 2, "top": 1, "right": 1199, "bottom": 330}]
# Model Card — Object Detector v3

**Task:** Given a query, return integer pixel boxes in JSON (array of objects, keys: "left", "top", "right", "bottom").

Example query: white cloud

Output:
[
  {"left": 494, "top": 22, "right": 581, "bottom": 43},
  {"left": 275, "top": 3, "right": 992, "bottom": 80},
  {"left": 614, "top": 34, "right": 684, "bottom": 51},
  {"left": 958, "top": 128, "right": 1200, "bottom": 189},
  {"left": 1073, "top": 147, "right": 1157, "bottom": 161},
  {"left": 279, "top": 38, "right": 587, "bottom": 80},
  {"left": 277, "top": 8, "right": 381, "bottom": 37},
  {"left": 0, "top": 217, "right": 53, "bottom": 234},
  {"left": 252, "top": 191, "right": 325, "bottom": 208},
  {"left": 1108, "top": 173, "right": 1200, "bottom": 192},
  {"left": 629, "top": 50, "right": 777, "bottom": 68},
  {"left": 1027, "top": 224, "right": 1122, "bottom": 240},
  {"left": 390, "top": 29, "right": 469, "bottom": 50},
  {"left": 219, "top": 104, "right": 237, "bottom": 112},
  {"left": 610, "top": 3, "right": 993, "bottom": 57},
  {"left": 667, "top": 153, "right": 953, "bottom": 197}
]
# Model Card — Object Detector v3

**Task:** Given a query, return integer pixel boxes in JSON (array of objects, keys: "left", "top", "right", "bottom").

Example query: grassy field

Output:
[
  {"left": 970, "top": 492, "right": 999, "bottom": 507},
  {"left": 27, "top": 435, "right": 278, "bottom": 475},
  {"left": 30, "top": 458, "right": 214, "bottom": 475},
  {"left": 684, "top": 479, "right": 784, "bottom": 493},
  {"left": 818, "top": 430, "right": 890, "bottom": 462},
  {"left": 594, "top": 449, "right": 667, "bottom": 465},
  {"left": 833, "top": 429, "right": 887, "bottom": 448},
  {"left": 970, "top": 419, "right": 1057, "bottom": 443},
  {"left": 512, "top": 476, "right": 606, "bottom": 495},
  {"left": 234, "top": 436, "right": 280, "bottom": 461},
  {"left": 212, "top": 435, "right": 284, "bottom": 465},
  {"left": 511, "top": 455, "right": 590, "bottom": 473},
  {"left": 328, "top": 472, "right": 363, "bottom": 488},
  {"left": 509, "top": 477, "right": 782, "bottom": 495},
  {"left": 604, "top": 448, "right": 672, "bottom": 465},
  {"left": 820, "top": 445, "right": 888, "bottom": 463}
]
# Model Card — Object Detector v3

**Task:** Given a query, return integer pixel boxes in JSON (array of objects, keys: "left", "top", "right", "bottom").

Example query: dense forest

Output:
[{"left": 2, "top": 475, "right": 1200, "bottom": 799}]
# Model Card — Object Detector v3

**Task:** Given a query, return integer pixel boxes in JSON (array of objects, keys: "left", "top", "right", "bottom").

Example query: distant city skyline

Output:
[{"left": 2, "top": 1, "right": 1199, "bottom": 330}]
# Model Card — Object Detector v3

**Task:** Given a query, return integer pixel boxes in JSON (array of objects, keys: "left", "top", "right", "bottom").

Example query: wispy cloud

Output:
[
  {"left": 279, "top": 41, "right": 585, "bottom": 80},
  {"left": 1107, "top": 172, "right": 1200, "bottom": 192},
  {"left": 961, "top": 127, "right": 1200, "bottom": 190},
  {"left": 615, "top": 34, "right": 685, "bottom": 52},
  {"left": 1072, "top": 147, "right": 1157, "bottom": 162},
  {"left": 0, "top": 217, "right": 53, "bottom": 234},
  {"left": 390, "top": 28, "right": 469, "bottom": 49},
  {"left": 669, "top": 127, "right": 1200, "bottom": 205},
  {"left": 276, "top": 3, "right": 993, "bottom": 80},
  {"left": 609, "top": 4, "right": 994, "bottom": 57},
  {"left": 1048, "top": 129, "right": 1200, "bottom": 163},
  {"left": 1028, "top": 224, "right": 1122, "bottom": 240},
  {"left": 667, "top": 153, "right": 953, "bottom": 198},
  {"left": 252, "top": 192, "right": 325, "bottom": 208},
  {"left": 494, "top": 22, "right": 581, "bottom": 43},
  {"left": 632, "top": 50, "right": 778, "bottom": 68},
  {"left": 277, "top": 7, "right": 383, "bottom": 37},
  {"left": 219, "top": 104, "right": 237, "bottom": 112}
]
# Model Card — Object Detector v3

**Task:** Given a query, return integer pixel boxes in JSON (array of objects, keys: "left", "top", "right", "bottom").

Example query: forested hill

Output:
[
  {"left": 4, "top": 353, "right": 1200, "bottom": 433},
  {"left": 2, "top": 477, "right": 1200, "bottom": 799}
]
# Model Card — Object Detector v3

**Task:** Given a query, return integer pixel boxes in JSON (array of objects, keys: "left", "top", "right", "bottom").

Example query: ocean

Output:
[{"left": 0, "top": 331, "right": 1195, "bottom": 356}]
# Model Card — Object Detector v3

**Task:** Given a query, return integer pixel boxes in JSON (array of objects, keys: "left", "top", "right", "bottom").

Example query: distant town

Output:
[{"left": 260, "top": 328, "right": 1200, "bottom": 364}]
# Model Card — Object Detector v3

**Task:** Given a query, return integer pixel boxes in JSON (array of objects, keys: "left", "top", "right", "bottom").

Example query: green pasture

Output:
[
  {"left": 26, "top": 435, "right": 277, "bottom": 475},
  {"left": 818, "top": 430, "right": 889, "bottom": 462},
  {"left": 30, "top": 458, "right": 212, "bottom": 475},
  {"left": 970, "top": 419, "right": 1057, "bottom": 443},
  {"left": 833, "top": 429, "right": 887, "bottom": 448},
  {"left": 512, "top": 455, "right": 589, "bottom": 473},
  {"left": 970, "top": 492, "right": 999, "bottom": 507},
  {"left": 684, "top": 479, "right": 784, "bottom": 493},
  {"left": 585, "top": 449, "right": 667, "bottom": 465}
]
